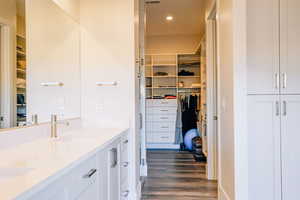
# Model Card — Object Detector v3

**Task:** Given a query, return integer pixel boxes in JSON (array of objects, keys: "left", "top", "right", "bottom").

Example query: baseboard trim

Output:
[
  {"left": 219, "top": 185, "right": 231, "bottom": 200},
  {"left": 146, "top": 143, "right": 180, "bottom": 149}
]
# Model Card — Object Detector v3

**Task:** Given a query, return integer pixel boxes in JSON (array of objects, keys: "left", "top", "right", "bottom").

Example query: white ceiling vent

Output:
[{"left": 145, "top": 0, "right": 161, "bottom": 4}]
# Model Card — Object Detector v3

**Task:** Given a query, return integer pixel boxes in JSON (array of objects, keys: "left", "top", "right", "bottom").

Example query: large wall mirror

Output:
[{"left": 0, "top": 0, "right": 81, "bottom": 129}]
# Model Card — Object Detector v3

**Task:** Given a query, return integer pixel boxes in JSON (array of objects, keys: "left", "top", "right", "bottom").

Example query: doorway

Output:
[{"left": 140, "top": 0, "right": 218, "bottom": 199}]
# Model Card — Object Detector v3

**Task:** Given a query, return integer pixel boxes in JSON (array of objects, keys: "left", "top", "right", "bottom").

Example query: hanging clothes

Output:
[{"left": 180, "top": 94, "right": 199, "bottom": 137}]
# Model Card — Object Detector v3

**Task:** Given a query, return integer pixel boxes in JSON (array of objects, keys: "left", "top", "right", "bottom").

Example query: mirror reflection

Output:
[
  {"left": 16, "top": 0, "right": 27, "bottom": 126},
  {"left": 0, "top": 0, "right": 81, "bottom": 129}
]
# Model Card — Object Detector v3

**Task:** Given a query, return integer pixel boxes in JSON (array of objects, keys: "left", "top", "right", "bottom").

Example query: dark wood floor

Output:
[{"left": 141, "top": 150, "right": 218, "bottom": 200}]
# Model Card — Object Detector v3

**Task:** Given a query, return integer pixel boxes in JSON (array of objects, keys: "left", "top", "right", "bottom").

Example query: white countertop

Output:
[{"left": 0, "top": 127, "right": 128, "bottom": 200}]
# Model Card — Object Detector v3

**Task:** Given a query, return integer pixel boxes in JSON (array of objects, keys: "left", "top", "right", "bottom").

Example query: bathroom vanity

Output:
[{"left": 0, "top": 128, "right": 130, "bottom": 200}]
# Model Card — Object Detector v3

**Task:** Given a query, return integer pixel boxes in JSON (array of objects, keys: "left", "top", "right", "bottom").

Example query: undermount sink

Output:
[{"left": 0, "top": 167, "right": 33, "bottom": 181}]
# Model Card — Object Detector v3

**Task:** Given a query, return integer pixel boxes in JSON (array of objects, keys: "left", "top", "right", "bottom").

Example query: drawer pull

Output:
[
  {"left": 160, "top": 117, "right": 169, "bottom": 120},
  {"left": 83, "top": 169, "right": 97, "bottom": 179},
  {"left": 122, "top": 162, "right": 129, "bottom": 167},
  {"left": 122, "top": 190, "right": 130, "bottom": 197},
  {"left": 160, "top": 110, "right": 169, "bottom": 112},
  {"left": 161, "top": 126, "right": 169, "bottom": 129},
  {"left": 110, "top": 148, "right": 118, "bottom": 168},
  {"left": 161, "top": 136, "right": 169, "bottom": 139}
]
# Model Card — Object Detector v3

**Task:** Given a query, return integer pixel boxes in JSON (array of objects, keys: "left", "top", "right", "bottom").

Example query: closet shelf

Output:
[
  {"left": 152, "top": 87, "right": 177, "bottom": 89},
  {"left": 152, "top": 64, "right": 177, "bottom": 67},
  {"left": 178, "top": 76, "right": 200, "bottom": 78}
]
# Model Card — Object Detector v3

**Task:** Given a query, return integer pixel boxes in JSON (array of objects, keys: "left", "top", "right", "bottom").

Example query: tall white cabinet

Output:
[{"left": 247, "top": 0, "right": 300, "bottom": 199}]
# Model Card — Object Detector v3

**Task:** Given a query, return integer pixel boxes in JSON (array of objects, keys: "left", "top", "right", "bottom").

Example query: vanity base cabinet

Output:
[
  {"left": 29, "top": 155, "right": 99, "bottom": 200},
  {"left": 18, "top": 132, "right": 130, "bottom": 200}
]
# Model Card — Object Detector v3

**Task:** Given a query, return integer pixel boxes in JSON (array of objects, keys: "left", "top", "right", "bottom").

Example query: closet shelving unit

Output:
[
  {"left": 16, "top": 35, "right": 27, "bottom": 125},
  {"left": 145, "top": 54, "right": 201, "bottom": 149},
  {"left": 145, "top": 54, "right": 201, "bottom": 99}
]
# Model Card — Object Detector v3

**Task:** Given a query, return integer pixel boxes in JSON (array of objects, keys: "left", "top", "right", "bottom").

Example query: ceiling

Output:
[{"left": 146, "top": 0, "right": 206, "bottom": 37}]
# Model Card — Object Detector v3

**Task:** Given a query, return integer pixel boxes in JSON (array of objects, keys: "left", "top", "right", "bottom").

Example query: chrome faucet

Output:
[{"left": 51, "top": 114, "right": 70, "bottom": 138}]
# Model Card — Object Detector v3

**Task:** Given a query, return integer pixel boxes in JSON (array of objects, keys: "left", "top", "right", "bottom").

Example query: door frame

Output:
[
  {"left": 0, "top": 19, "right": 15, "bottom": 129},
  {"left": 139, "top": 0, "right": 148, "bottom": 177},
  {"left": 206, "top": 5, "right": 218, "bottom": 180}
]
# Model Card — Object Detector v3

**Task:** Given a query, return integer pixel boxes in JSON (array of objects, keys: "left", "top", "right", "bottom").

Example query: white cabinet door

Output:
[
  {"left": 76, "top": 181, "right": 98, "bottom": 200},
  {"left": 108, "top": 139, "right": 121, "bottom": 200},
  {"left": 280, "top": 0, "right": 300, "bottom": 94},
  {"left": 281, "top": 95, "right": 300, "bottom": 200},
  {"left": 98, "top": 149, "right": 109, "bottom": 200},
  {"left": 247, "top": 0, "right": 280, "bottom": 94},
  {"left": 247, "top": 95, "right": 281, "bottom": 200}
]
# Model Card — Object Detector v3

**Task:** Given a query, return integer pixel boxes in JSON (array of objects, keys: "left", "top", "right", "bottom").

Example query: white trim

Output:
[
  {"left": 206, "top": 6, "right": 218, "bottom": 181},
  {"left": 232, "top": 0, "right": 248, "bottom": 199},
  {"left": 146, "top": 143, "right": 180, "bottom": 149},
  {"left": 0, "top": 22, "right": 15, "bottom": 128},
  {"left": 219, "top": 185, "right": 232, "bottom": 200}
]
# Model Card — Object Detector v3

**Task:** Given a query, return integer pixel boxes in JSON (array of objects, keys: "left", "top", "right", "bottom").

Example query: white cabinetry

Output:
[
  {"left": 281, "top": 96, "right": 300, "bottom": 200},
  {"left": 146, "top": 99, "right": 177, "bottom": 145},
  {"left": 247, "top": 0, "right": 300, "bottom": 199},
  {"left": 248, "top": 96, "right": 281, "bottom": 200},
  {"left": 23, "top": 131, "right": 130, "bottom": 200},
  {"left": 247, "top": 0, "right": 280, "bottom": 95},
  {"left": 29, "top": 155, "right": 99, "bottom": 200},
  {"left": 280, "top": 0, "right": 300, "bottom": 95}
]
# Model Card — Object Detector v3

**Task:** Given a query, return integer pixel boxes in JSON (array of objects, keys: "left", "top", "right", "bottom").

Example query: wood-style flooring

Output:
[{"left": 142, "top": 150, "right": 217, "bottom": 200}]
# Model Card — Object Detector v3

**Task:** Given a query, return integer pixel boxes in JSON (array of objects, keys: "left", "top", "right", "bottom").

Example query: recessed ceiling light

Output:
[{"left": 166, "top": 16, "right": 173, "bottom": 21}]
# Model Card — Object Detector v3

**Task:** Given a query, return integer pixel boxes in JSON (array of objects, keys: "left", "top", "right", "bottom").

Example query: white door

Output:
[
  {"left": 247, "top": 0, "right": 280, "bottom": 95},
  {"left": 247, "top": 95, "right": 281, "bottom": 200},
  {"left": 281, "top": 95, "right": 300, "bottom": 200},
  {"left": 280, "top": 0, "right": 300, "bottom": 94}
]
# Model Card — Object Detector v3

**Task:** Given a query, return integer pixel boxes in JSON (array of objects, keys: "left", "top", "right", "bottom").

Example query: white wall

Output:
[
  {"left": 79, "top": 0, "right": 139, "bottom": 198},
  {"left": 26, "top": 0, "right": 81, "bottom": 123},
  {"left": 217, "top": 0, "right": 235, "bottom": 198},
  {"left": 205, "top": 0, "right": 248, "bottom": 199},
  {"left": 146, "top": 34, "right": 201, "bottom": 54},
  {"left": 0, "top": 0, "right": 16, "bottom": 128}
]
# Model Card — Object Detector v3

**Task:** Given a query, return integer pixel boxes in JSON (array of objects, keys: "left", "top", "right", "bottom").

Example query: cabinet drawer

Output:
[
  {"left": 146, "top": 99, "right": 177, "bottom": 107},
  {"left": 146, "top": 114, "right": 176, "bottom": 122},
  {"left": 147, "top": 132, "right": 175, "bottom": 143},
  {"left": 68, "top": 155, "right": 98, "bottom": 200},
  {"left": 147, "top": 107, "right": 177, "bottom": 115},
  {"left": 146, "top": 121, "right": 176, "bottom": 133}
]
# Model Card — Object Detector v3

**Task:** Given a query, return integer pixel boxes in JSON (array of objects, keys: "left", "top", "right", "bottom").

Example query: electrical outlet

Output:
[{"left": 95, "top": 103, "right": 104, "bottom": 113}]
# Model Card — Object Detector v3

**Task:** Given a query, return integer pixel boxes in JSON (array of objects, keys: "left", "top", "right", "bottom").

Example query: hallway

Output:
[{"left": 142, "top": 150, "right": 218, "bottom": 200}]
